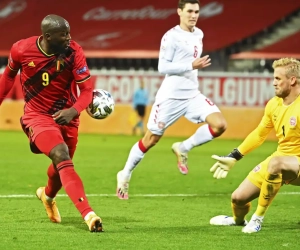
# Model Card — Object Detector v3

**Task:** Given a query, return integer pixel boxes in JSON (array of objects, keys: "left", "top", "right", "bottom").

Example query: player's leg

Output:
[
  {"left": 210, "top": 178, "right": 260, "bottom": 226},
  {"left": 132, "top": 108, "right": 139, "bottom": 135},
  {"left": 211, "top": 156, "right": 271, "bottom": 227},
  {"left": 256, "top": 156, "right": 299, "bottom": 216},
  {"left": 243, "top": 155, "right": 299, "bottom": 234},
  {"left": 33, "top": 130, "right": 63, "bottom": 224},
  {"left": 35, "top": 130, "right": 102, "bottom": 232},
  {"left": 39, "top": 126, "right": 78, "bottom": 216},
  {"left": 173, "top": 94, "right": 227, "bottom": 174},
  {"left": 41, "top": 126, "right": 77, "bottom": 211},
  {"left": 133, "top": 105, "right": 145, "bottom": 135},
  {"left": 231, "top": 179, "right": 259, "bottom": 224},
  {"left": 20, "top": 119, "right": 63, "bottom": 223},
  {"left": 45, "top": 164, "right": 61, "bottom": 198},
  {"left": 122, "top": 130, "right": 162, "bottom": 179},
  {"left": 138, "top": 105, "right": 146, "bottom": 135},
  {"left": 135, "top": 117, "right": 143, "bottom": 135},
  {"left": 63, "top": 125, "right": 103, "bottom": 232},
  {"left": 183, "top": 94, "right": 227, "bottom": 146},
  {"left": 117, "top": 99, "right": 186, "bottom": 199},
  {"left": 117, "top": 130, "right": 162, "bottom": 199}
]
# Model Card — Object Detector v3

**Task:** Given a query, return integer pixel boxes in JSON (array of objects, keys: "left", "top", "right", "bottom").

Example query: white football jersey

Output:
[{"left": 156, "top": 25, "right": 204, "bottom": 101}]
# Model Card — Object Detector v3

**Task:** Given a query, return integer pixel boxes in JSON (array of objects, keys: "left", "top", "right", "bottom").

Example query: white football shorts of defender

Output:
[{"left": 147, "top": 93, "right": 221, "bottom": 135}]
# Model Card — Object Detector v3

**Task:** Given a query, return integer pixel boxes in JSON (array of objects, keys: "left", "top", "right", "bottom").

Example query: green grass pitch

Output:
[{"left": 0, "top": 130, "right": 299, "bottom": 250}]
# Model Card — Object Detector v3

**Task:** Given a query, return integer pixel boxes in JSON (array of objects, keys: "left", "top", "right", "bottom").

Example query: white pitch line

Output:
[{"left": 0, "top": 192, "right": 299, "bottom": 198}]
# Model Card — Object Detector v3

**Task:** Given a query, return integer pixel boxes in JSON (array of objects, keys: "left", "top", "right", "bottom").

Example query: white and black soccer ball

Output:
[{"left": 86, "top": 89, "right": 115, "bottom": 119}]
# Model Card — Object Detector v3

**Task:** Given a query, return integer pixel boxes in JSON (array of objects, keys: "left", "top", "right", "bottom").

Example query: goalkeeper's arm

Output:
[{"left": 210, "top": 119, "right": 272, "bottom": 179}]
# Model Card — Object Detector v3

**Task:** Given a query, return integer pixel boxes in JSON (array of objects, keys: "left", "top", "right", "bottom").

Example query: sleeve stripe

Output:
[
  {"left": 7, "top": 64, "right": 19, "bottom": 71},
  {"left": 75, "top": 75, "right": 91, "bottom": 84}
]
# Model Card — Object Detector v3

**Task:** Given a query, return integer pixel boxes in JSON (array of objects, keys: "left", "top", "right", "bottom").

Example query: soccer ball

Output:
[{"left": 86, "top": 89, "right": 115, "bottom": 119}]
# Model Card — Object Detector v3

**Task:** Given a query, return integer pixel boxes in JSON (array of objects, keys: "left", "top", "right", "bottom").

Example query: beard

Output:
[
  {"left": 275, "top": 88, "right": 290, "bottom": 98},
  {"left": 51, "top": 43, "right": 68, "bottom": 54}
]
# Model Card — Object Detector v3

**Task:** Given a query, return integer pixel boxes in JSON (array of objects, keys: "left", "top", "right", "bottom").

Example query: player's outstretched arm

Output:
[
  {"left": 210, "top": 148, "right": 243, "bottom": 179},
  {"left": 0, "top": 66, "right": 18, "bottom": 105},
  {"left": 210, "top": 120, "right": 272, "bottom": 179},
  {"left": 210, "top": 100, "right": 274, "bottom": 179}
]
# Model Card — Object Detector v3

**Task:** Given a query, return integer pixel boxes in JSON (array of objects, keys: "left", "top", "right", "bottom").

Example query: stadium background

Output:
[{"left": 0, "top": 0, "right": 300, "bottom": 139}]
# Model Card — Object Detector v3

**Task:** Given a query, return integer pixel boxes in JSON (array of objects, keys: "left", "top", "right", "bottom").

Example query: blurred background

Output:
[{"left": 0, "top": 0, "right": 300, "bottom": 138}]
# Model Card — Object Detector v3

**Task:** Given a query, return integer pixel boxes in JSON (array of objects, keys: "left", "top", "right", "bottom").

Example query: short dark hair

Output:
[{"left": 178, "top": 0, "right": 200, "bottom": 9}]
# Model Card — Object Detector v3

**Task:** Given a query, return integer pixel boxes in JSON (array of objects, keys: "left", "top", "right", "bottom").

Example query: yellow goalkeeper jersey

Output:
[{"left": 238, "top": 95, "right": 300, "bottom": 156}]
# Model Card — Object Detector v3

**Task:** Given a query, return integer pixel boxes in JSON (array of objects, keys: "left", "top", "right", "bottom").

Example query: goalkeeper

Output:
[{"left": 210, "top": 57, "right": 300, "bottom": 234}]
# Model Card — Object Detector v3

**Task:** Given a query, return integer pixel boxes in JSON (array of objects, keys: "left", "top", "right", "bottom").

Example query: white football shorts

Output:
[{"left": 147, "top": 93, "right": 220, "bottom": 135}]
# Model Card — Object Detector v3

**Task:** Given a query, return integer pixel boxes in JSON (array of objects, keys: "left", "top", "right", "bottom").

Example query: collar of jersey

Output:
[{"left": 36, "top": 36, "right": 56, "bottom": 57}]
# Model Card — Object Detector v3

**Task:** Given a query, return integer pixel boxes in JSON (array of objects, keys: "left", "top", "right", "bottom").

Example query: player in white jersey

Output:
[{"left": 116, "top": 0, "right": 227, "bottom": 199}]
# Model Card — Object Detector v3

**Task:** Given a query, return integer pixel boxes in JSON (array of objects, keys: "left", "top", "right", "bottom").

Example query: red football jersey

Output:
[{"left": 8, "top": 36, "right": 91, "bottom": 115}]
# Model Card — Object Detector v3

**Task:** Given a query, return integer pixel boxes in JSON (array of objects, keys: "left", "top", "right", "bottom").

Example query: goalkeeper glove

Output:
[{"left": 210, "top": 148, "right": 243, "bottom": 179}]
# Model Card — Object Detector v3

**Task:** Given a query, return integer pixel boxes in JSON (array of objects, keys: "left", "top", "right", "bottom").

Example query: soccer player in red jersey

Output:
[{"left": 0, "top": 14, "right": 103, "bottom": 232}]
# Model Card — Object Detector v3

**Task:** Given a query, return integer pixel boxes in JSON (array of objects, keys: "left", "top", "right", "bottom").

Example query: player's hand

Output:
[
  {"left": 53, "top": 107, "right": 78, "bottom": 125},
  {"left": 210, "top": 155, "right": 237, "bottom": 179},
  {"left": 210, "top": 149, "right": 243, "bottom": 179},
  {"left": 192, "top": 55, "right": 211, "bottom": 69}
]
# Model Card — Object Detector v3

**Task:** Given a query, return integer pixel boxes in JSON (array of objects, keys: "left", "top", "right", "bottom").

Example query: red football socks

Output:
[
  {"left": 45, "top": 164, "right": 62, "bottom": 198},
  {"left": 56, "top": 160, "right": 93, "bottom": 218}
]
